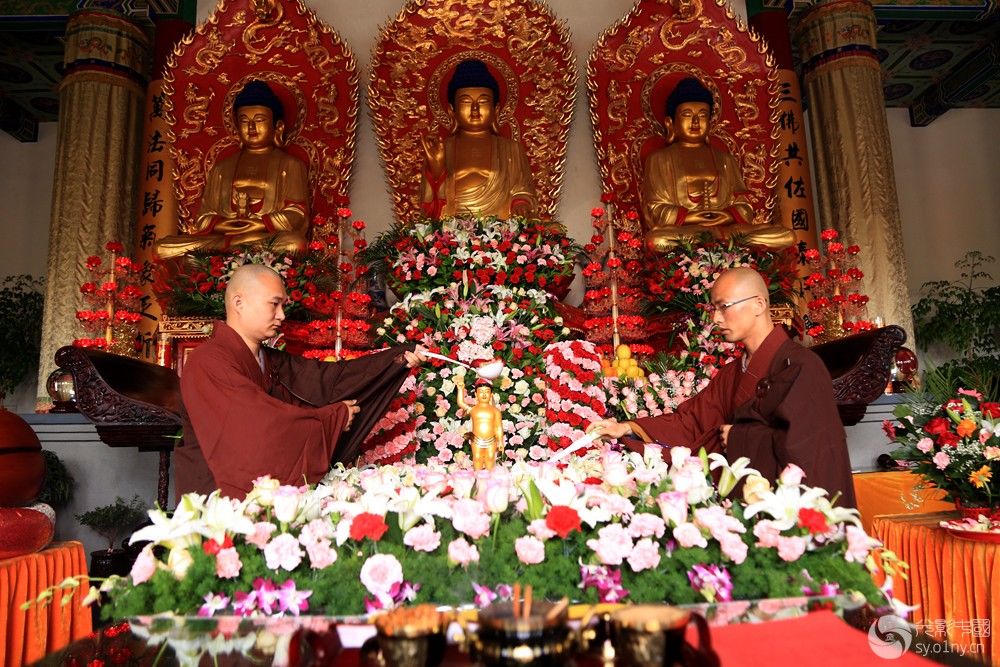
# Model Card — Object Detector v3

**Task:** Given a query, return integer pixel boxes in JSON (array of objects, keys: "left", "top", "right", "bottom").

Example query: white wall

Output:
[
  {"left": 886, "top": 107, "right": 1000, "bottom": 301},
  {"left": 0, "top": 123, "right": 57, "bottom": 412}
]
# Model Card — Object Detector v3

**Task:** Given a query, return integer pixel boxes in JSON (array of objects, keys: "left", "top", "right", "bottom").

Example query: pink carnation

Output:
[
  {"left": 626, "top": 538, "right": 661, "bottom": 572},
  {"left": 404, "top": 524, "right": 442, "bottom": 553},
  {"left": 215, "top": 547, "right": 242, "bottom": 579},
  {"left": 719, "top": 533, "right": 748, "bottom": 565},
  {"left": 753, "top": 520, "right": 782, "bottom": 548},
  {"left": 452, "top": 499, "right": 492, "bottom": 539},
  {"left": 515, "top": 536, "right": 546, "bottom": 565},
  {"left": 673, "top": 522, "right": 708, "bottom": 548},
  {"left": 527, "top": 519, "right": 556, "bottom": 541},
  {"left": 776, "top": 535, "right": 807, "bottom": 562},
  {"left": 130, "top": 545, "right": 157, "bottom": 584},
  {"left": 305, "top": 540, "right": 337, "bottom": 569},
  {"left": 932, "top": 451, "right": 950, "bottom": 470},
  {"left": 447, "top": 538, "right": 480, "bottom": 567},
  {"left": 264, "top": 533, "right": 303, "bottom": 571},
  {"left": 916, "top": 437, "right": 934, "bottom": 453},
  {"left": 246, "top": 521, "right": 277, "bottom": 548},
  {"left": 586, "top": 524, "right": 634, "bottom": 565},
  {"left": 628, "top": 513, "right": 666, "bottom": 539},
  {"left": 360, "top": 554, "right": 404, "bottom": 597}
]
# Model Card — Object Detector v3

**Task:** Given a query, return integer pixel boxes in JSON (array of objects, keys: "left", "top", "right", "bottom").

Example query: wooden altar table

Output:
[
  {"left": 873, "top": 512, "right": 998, "bottom": 665},
  {"left": 0, "top": 542, "right": 92, "bottom": 667},
  {"left": 853, "top": 471, "right": 953, "bottom": 534}
]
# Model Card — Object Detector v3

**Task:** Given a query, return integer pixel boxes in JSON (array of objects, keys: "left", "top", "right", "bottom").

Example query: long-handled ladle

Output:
[{"left": 421, "top": 351, "right": 505, "bottom": 380}]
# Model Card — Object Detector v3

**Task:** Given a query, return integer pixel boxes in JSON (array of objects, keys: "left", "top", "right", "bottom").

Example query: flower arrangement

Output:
[
  {"left": 372, "top": 216, "right": 577, "bottom": 296},
  {"left": 887, "top": 388, "right": 1000, "bottom": 514},
  {"left": 74, "top": 241, "right": 144, "bottom": 355},
  {"left": 801, "top": 229, "right": 874, "bottom": 342},
  {"left": 540, "top": 341, "right": 608, "bottom": 453},
  {"left": 360, "top": 217, "right": 578, "bottom": 464},
  {"left": 580, "top": 203, "right": 649, "bottom": 354},
  {"left": 369, "top": 284, "right": 567, "bottom": 463},
  {"left": 96, "top": 450, "right": 885, "bottom": 619}
]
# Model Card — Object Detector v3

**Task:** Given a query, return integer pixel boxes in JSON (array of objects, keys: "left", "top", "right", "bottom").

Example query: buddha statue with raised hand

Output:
[
  {"left": 642, "top": 77, "right": 794, "bottom": 252},
  {"left": 157, "top": 80, "right": 310, "bottom": 260},
  {"left": 421, "top": 59, "right": 538, "bottom": 221}
]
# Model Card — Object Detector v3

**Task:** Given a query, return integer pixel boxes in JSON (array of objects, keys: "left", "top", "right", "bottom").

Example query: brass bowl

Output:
[
  {"left": 471, "top": 600, "right": 573, "bottom": 667},
  {"left": 375, "top": 628, "right": 446, "bottom": 667}
]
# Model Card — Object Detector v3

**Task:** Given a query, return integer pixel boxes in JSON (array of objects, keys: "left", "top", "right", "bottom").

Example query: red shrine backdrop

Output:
[
  {"left": 369, "top": 0, "right": 577, "bottom": 225},
  {"left": 588, "top": 0, "right": 782, "bottom": 233},
  {"left": 162, "top": 0, "right": 359, "bottom": 232}
]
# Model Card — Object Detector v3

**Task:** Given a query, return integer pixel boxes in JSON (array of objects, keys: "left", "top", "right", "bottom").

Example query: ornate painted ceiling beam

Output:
[{"left": 908, "top": 35, "right": 1000, "bottom": 125}]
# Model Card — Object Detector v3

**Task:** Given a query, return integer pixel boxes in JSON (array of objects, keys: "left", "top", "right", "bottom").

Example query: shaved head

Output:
[
  {"left": 709, "top": 267, "right": 774, "bottom": 355},
  {"left": 225, "top": 264, "right": 283, "bottom": 312},
  {"left": 713, "top": 267, "right": 770, "bottom": 306},
  {"left": 225, "top": 264, "right": 287, "bottom": 350}
]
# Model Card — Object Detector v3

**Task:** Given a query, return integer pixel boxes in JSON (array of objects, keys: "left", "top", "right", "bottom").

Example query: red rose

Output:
[
  {"left": 546, "top": 505, "right": 581, "bottom": 538},
  {"left": 981, "top": 402, "right": 1000, "bottom": 419},
  {"left": 797, "top": 507, "right": 829, "bottom": 535},
  {"left": 937, "top": 431, "right": 959, "bottom": 448},
  {"left": 349, "top": 512, "right": 388, "bottom": 542},
  {"left": 923, "top": 417, "right": 950, "bottom": 436}
]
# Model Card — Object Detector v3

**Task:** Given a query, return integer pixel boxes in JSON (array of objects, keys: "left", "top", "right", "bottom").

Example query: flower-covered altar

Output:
[{"left": 95, "top": 449, "right": 885, "bottom": 619}]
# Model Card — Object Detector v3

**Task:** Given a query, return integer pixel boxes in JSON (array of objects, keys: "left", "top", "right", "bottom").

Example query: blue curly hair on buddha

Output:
[
  {"left": 233, "top": 80, "right": 284, "bottom": 123},
  {"left": 447, "top": 59, "right": 501, "bottom": 107},
  {"left": 665, "top": 77, "right": 714, "bottom": 119}
]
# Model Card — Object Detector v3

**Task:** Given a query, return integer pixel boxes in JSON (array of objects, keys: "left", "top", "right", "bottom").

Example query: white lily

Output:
[
  {"left": 130, "top": 492, "right": 206, "bottom": 549},
  {"left": 742, "top": 483, "right": 830, "bottom": 531},
  {"left": 709, "top": 454, "right": 760, "bottom": 499},
  {"left": 196, "top": 492, "right": 256, "bottom": 543}
]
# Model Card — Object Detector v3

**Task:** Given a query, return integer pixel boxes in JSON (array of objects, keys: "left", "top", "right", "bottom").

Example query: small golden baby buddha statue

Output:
[{"left": 456, "top": 377, "right": 505, "bottom": 471}]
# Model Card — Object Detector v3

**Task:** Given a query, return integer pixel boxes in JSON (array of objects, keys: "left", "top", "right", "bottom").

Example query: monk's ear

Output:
[{"left": 273, "top": 120, "right": 286, "bottom": 147}]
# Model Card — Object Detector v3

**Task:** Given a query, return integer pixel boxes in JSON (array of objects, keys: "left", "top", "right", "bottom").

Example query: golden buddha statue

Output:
[
  {"left": 457, "top": 378, "right": 504, "bottom": 471},
  {"left": 156, "top": 81, "right": 310, "bottom": 260},
  {"left": 641, "top": 78, "right": 795, "bottom": 252},
  {"left": 421, "top": 59, "right": 538, "bottom": 221}
]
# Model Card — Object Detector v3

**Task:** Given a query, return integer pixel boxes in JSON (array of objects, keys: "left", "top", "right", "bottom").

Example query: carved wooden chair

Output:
[
  {"left": 809, "top": 325, "right": 906, "bottom": 425},
  {"left": 55, "top": 346, "right": 182, "bottom": 508}
]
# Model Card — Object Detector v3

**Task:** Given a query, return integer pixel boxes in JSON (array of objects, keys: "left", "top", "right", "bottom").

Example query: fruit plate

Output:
[{"left": 939, "top": 518, "right": 1000, "bottom": 544}]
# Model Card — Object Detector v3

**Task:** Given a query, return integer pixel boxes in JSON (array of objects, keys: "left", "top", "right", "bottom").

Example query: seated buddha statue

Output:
[
  {"left": 420, "top": 59, "right": 538, "bottom": 221},
  {"left": 156, "top": 80, "right": 310, "bottom": 260},
  {"left": 641, "top": 77, "right": 795, "bottom": 252}
]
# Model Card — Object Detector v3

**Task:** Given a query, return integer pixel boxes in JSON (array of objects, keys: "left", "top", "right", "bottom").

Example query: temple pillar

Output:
[
  {"left": 750, "top": 9, "right": 819, "bottom": 254},
  {"left": 133, "top": 19, "right": 191, "bottom": 363},
  {"left": 36, "top": 10, "right": 150, "bottom": 407},
  {"left": 796, "top": 0, "right": 914, "bottom": 337}
]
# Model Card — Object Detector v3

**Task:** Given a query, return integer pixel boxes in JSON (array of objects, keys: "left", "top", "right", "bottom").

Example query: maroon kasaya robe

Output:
[
  {"left": 174, "top": 320, "right": 414, "bottom": 500},
  {"left": 630, "top": 327, "right": 856, "bottom": 507}
]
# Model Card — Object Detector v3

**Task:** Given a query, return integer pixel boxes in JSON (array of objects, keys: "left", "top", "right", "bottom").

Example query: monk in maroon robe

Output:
[
  {"left": 174, "top": 264, "right": 422, "bottom": 500},
  {"left": 588, "top": 267, "right": 856, "bottom": 507}
]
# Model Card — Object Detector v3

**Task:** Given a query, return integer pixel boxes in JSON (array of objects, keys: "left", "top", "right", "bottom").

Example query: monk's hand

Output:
[
  {"left": 587, "top": 419, "right": 632, "bottom": 440},
  {"left": 341, "top": 399, "right": 360, "bottom": 430},
  {"left": 403, "top": 347, "right": 427, "bottom": 369},
  {"left": 719, "top": 424, "right": 732, "bottom": 450}
]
